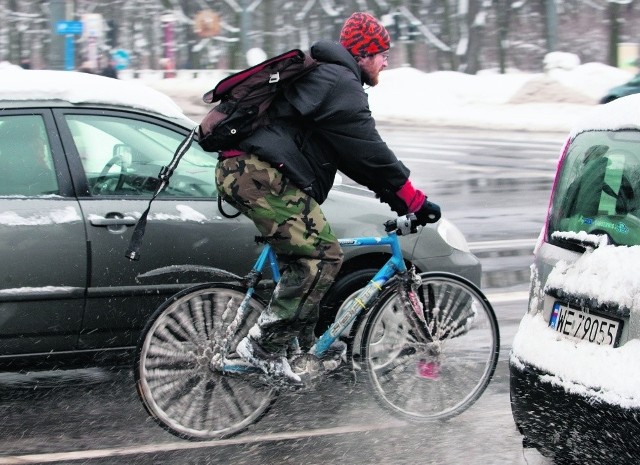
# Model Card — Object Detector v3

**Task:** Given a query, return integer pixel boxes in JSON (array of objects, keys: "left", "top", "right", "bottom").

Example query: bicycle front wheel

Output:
[
  {"left": 135, "top": 283, "right": 278, "bottom": 440},
  {"left": 361, "top": 272, "right": 499, "bottom": 422}
]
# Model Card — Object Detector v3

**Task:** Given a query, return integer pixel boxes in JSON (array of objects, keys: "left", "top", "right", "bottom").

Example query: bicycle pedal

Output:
[
  {"left": 315, "top": 340, "right": 347, "bottom": 371},
  {"left": 289, "top": 354, "right": 325, "bottom": 389},
  {"left": 290, "top": 354, "right": 324, "bottom": 375}
]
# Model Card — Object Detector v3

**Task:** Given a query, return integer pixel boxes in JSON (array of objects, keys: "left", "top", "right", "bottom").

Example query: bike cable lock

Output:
[{"left": 125, "top": 127, "right": 197, "bottom": 261}]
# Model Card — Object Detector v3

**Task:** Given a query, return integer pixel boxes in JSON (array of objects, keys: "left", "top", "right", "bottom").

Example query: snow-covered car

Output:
[
  {"left": 510, "top": 94, "right": 640, "bottom": 464},
  {"left": 0, "top": 70, "right": 481, "bottom": 370},
  {"left": 599, "top": 73, "right": 640, "bottom": 104}
]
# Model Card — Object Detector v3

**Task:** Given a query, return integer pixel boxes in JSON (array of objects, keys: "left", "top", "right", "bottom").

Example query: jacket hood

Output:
[{"left": 310, "top": 40, "right": 362, "bottom": 82}]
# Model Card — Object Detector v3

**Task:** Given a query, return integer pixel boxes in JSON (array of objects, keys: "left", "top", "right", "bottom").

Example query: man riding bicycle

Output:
[{"left": 215, "top": 12, "right": 441, "bottom": 385}]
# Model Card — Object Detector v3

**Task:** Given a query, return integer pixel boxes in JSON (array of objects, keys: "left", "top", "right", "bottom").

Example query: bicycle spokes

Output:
[
  {"left": 362, "top": 273, "right": 499, "bottom": 421},
  {"left": 135, "top": 284, "right": 278, "bottom": 440},
  {"left": 408, "top": 278, "right": 477, "bottom": 344}
]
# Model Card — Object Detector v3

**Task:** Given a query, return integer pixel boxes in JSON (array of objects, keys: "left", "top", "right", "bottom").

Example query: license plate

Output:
[{"left": 549, "top": 302, "right": 621, "bottom": 347}]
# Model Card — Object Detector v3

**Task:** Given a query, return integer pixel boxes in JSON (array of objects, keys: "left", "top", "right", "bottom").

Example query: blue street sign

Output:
[
  {"left": 55, "top": 21, "right": 83, "bottom": 35},
  {"left": 55, "top": 21, "right": 83, "bottom": 70}
]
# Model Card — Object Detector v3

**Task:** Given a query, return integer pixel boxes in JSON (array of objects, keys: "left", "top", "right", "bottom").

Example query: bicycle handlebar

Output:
[{"left": 384, "top": 214, "right": 419, "bottom": 236}]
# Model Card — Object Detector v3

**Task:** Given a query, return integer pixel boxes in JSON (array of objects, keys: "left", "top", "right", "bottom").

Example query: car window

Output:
[
  {"left": 550, "top": 130, "right": 640, "bottom": 246},
  {"left": 0, "top": 115, "right": 59, "bottom": 196},
  {"left": 65, "top": 114, "right": 217, "bottom": 198}
]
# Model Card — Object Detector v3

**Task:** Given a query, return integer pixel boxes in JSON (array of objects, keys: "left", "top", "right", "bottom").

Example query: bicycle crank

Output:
[{"left": 290, "top": 354, "right": 325, "bottom": 390}]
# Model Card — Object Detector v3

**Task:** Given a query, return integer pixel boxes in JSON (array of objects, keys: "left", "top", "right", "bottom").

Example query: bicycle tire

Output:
[
  {"left": 360, "top": 272, "right": 499, "bottom": 422},
  {"left": 134, "top": 283, "right": 278, "bottom": 440}
]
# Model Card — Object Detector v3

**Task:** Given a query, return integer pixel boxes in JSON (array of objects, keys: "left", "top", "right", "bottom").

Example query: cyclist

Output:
[{"left": 216, "top": 12, "right": 441, "bottom": 385}]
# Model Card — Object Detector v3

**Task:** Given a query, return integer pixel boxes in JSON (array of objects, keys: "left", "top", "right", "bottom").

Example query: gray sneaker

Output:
[{"left": 236, "top": 337, "right": 303, "bottom": 387}]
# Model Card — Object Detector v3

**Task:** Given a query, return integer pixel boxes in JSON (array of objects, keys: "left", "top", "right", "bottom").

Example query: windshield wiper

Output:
[{"left": 550, "top": 231, "right": 610, "bottom": 252}]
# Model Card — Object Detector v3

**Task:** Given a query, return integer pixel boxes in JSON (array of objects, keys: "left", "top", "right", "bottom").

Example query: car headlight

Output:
[{"left": 436, "top": 218, "right": 471, "bottom": 253}]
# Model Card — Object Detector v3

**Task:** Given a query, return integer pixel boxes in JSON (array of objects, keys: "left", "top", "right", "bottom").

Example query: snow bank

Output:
[
  {"left": 3, "top": 58, "right": 635, "bottom": 133},
  {"left": 134, "top": 57, "right": 638, "bottom": 132},
  {"left": 548, "top": 62, "right": 633, "bottom": 101}
]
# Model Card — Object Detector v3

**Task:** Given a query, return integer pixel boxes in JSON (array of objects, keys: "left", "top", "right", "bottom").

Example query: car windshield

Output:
[{"left": 549, "top": 129, "right": 640, "bottom": 247}]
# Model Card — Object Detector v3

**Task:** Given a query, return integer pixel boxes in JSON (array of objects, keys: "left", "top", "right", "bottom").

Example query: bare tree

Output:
[{"left": 4, "top": 0, "right": 640, "bottom": 73}]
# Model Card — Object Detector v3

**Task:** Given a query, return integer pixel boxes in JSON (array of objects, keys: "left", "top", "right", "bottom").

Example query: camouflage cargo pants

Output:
[{"left": 216, "top": 153, "right": 344, "bottom": 352}]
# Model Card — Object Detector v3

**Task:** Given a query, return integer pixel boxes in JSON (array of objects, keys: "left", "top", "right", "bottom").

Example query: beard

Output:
[{"left": 361, "top": 66, "right": 380, "bottom": 86}]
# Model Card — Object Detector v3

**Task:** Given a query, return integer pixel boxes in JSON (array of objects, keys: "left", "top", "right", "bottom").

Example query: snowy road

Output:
[{"left": 0, "top": 291, "right": 553, "bottom": 465}]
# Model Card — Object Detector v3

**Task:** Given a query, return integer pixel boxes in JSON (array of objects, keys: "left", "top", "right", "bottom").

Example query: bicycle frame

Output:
[
  {"left": 222, "top": 230, "right": 410, "bottom": 372},
  {"left": 313, "top": 233, "right": 408, "bottom": 356}
]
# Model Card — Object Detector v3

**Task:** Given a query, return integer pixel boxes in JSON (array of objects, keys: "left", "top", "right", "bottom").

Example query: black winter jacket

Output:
[{"left": 238, "top": 39, "right": 413, "bottom": 215}]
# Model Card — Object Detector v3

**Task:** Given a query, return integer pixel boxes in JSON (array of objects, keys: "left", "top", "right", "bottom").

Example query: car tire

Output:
[
  {"left": 552, "top": 453, "right": 579, "bottom": 465},
  {"left": 316, "top": 268, "right": 377, "bottom": 336}
]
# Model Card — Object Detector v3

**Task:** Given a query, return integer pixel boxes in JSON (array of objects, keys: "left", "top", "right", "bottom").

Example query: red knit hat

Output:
[{"left": 339, "top": 12, "right": 390, "bottom": 57}]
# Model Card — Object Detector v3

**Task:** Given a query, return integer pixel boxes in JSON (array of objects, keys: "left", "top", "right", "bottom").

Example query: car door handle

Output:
[{"left": 90, "top": 216, "right": 137, "bottom": 227}]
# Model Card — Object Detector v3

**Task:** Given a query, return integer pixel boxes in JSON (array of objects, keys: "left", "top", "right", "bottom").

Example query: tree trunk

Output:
[
  {"left": 544, "top": 0, "right": 558, "bottom": 52},
  {"left": 463, "top": 0, "right": 484, "bottom": 74},
  {"left": 608, "top": 1, "right": 620, "bottom": 67},
  {"left": 495, "top": 0, "right": 511, "bottom": 74}
]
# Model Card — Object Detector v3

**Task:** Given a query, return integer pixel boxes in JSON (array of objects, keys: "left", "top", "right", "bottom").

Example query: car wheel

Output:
[
  {"left": 552, "top": 452, "right": 579, "bottom": 465},
  {"left": 316, "top": 268, "right": 377, "bottom": 336}
]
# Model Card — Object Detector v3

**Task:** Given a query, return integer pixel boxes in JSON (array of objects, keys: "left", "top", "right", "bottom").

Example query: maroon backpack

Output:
[
  {"left": 125, "top": 49, "right": 318, "bottom": 260},
  {"left": 198, "top": 49, "right": 318, "bottom": 152}
]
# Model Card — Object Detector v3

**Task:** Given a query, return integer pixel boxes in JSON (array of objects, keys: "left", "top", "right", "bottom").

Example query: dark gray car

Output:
[{"left": 0, "top": 70, "right": 481, "bottom": 369}]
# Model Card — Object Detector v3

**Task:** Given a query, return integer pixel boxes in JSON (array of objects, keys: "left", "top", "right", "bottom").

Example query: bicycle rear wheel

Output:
[
  {"left": 361, "top": 272, "right": 499, "bottom": 422},
  {"left": 135, "top": 283, "right": 278, "bottom": 440}
]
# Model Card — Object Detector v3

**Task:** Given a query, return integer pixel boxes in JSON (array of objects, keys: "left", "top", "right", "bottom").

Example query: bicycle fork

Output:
[{"left": 399, "top": 269, "right": 444, "bottom": 379}]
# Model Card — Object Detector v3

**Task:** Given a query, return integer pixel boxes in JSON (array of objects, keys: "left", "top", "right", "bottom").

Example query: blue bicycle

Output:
[{"left": 135, "top": 215, "right": 499, "bottom": 440}]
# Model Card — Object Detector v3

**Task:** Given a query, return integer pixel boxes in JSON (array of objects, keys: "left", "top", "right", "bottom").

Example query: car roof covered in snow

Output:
[
  {"left": 570, "top": 93, "right": 640, "bottom": 137},
  {"left": 0, "top": 69, "right": 188, "bottom": 120}
]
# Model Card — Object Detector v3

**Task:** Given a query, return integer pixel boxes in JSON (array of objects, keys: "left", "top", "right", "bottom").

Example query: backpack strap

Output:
[{"left": 125, "top": 127, "right": 198, "bottom": 261}]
